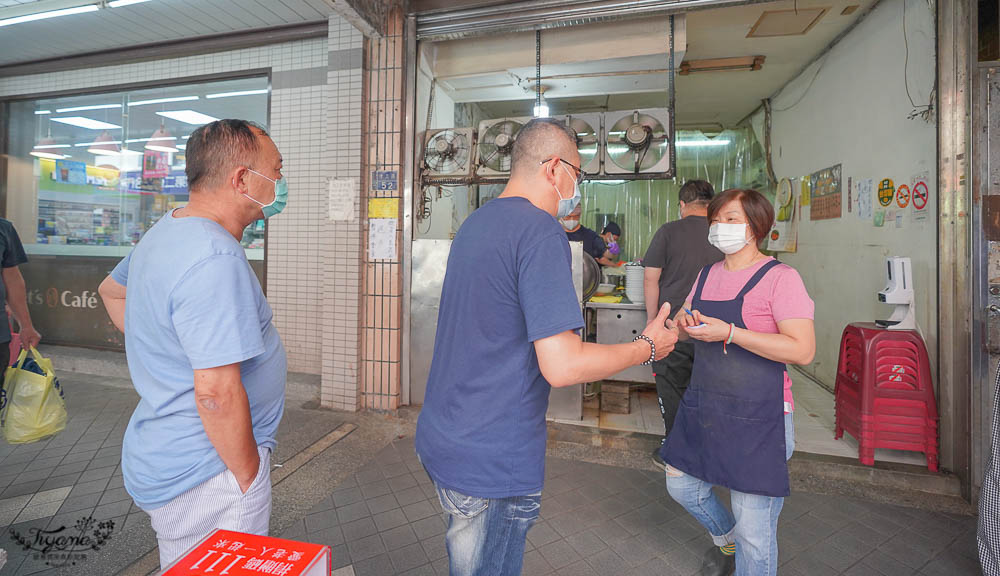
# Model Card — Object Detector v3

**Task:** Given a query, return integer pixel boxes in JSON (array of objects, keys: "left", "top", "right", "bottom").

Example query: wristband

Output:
[
  {"left": 723, "top": 323, "right": 735, "bottom": 355},
  {"left": 634, "top": 335, "right": 655, "bottom": 366}
]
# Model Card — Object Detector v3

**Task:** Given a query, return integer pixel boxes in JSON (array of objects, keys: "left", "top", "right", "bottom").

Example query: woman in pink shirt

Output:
[{"left": 659, "top": 188, "right": 815, "bottom": 576}]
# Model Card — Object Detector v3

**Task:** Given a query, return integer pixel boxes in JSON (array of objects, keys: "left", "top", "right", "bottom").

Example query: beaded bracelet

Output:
[{"left": 634, "top": 335, "right": 655, "bottom": 366}]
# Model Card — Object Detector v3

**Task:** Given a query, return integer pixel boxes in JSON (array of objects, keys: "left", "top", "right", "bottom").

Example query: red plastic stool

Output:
[{"left": 834, "top": 322, "right": 939, "bottom": 471}]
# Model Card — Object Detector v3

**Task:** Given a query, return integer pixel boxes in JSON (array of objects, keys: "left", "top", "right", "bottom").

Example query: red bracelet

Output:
[{"left": 723, "top": 323, "right": 735, "bottom": 355}]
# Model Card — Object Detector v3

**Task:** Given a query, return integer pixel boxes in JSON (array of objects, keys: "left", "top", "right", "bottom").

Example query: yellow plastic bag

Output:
[{"left": 0, "top": 347, "right": 66, "bottom": 444}]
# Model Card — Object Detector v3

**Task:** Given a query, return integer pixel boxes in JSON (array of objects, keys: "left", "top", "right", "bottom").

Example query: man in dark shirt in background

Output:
[
  {"left": 643, "top": 180, "right": 723, "bottom": 468},
  {"left": 0, "top": 219, "right": 40, "bottom": 369},
  {"left": 416, "top": 118, "right": 678, "bottom": 576},
  {"left": 561, "top": 204, "right": 612, "bottom": 264}
]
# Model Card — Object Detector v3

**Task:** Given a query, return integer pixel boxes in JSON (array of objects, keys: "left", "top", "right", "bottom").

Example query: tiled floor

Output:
[
  {"left": 288, "top": 437, "right": 979, "bottom": 576},
  {"left": 553, "top": 389, "right": 665, "bottom": 436},
  {"left": 0, "top": 379, "right": 142, "bottom": 575}
]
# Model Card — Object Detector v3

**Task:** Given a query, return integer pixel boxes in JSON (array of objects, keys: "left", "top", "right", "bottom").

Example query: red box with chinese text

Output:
[{"left": 161, "top": 529, "right": 330, "bottom": 576}]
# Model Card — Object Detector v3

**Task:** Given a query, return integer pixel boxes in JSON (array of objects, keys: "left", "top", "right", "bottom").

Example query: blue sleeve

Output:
[
  {"left": 518, "top": 232, "right": 584, "bottom": 342},
  {"left": 169, "top": 254, "right": 265, "bottom": 369},
  {"left": 110, "top": 251, "right": 132, "bottom": 286}
]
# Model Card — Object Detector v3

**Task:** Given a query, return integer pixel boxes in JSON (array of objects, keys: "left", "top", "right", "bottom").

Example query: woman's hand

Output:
[{"left": 682, "top": 310, "right": 731, "bottom": 343}]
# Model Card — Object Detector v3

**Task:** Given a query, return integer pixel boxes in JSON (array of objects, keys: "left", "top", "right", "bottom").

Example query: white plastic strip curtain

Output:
[{"left": 579, "top": 126, "right": 767, "bottom": 263}]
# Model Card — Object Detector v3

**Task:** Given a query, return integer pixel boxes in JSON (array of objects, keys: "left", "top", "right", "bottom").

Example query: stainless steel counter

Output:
[{"left": 586, "top": 296, "right": 654, "bottom": 384}]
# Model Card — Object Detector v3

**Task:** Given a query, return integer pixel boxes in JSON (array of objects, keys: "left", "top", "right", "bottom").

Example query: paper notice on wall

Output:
[
  {"left": 328, "top": 177, "right": 356, "bottom": 222},
  {"left": 874, "top": 210, "right": 886, "bottom": 227},
  {"left": 855, "top": 178, "right": 873, "bottom": 221},
  {"left": 369, "top": 218, "right": 397, "bottom": 260}
]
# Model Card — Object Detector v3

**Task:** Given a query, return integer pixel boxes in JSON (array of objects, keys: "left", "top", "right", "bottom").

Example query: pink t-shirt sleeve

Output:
[{"left": 769, "top": 266, "right": 814, "bottom": 322}]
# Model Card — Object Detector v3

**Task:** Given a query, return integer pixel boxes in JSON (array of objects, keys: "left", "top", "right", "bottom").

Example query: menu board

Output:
[{"left": 809, "top": 164, "right": 842, "bottom": 221}]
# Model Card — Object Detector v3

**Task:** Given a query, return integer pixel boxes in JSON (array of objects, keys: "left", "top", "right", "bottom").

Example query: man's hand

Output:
[
  {"left": 19, "top": 325, "right": 40, "bottom": 349},
  {"left": 641, "top": 303, "right": 678, "bottom": 361}
]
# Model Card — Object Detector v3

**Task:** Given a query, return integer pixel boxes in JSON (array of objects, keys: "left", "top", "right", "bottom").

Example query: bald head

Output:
[{"left": 510, "top": 118, "right": 579, "bottom": 178}]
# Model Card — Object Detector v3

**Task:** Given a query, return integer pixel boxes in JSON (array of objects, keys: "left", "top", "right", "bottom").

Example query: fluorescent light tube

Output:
[
  {"left": 34, "top": 110, "right": 51, "bottom": 115},
  {"left": 30, "top": 151, "right": 68, "bottom": 160},
  {"left": 53, "top": 117, "right": 121, "bottom": 130},
  {"left": 125, "top": 137, "right": 177, "bottom": 143},
  {"left": 34, "top": 144, "right": 71, "bottom": 149},
  {"left": 108, "top": 0, "right": 154, "bottom": 6},
  {"left": 675, "top": 140, "right": 730, "bottom": 148},
  {"left": 156, "top": 110, "right": 218, "bottom": 125},
  {"left": 205, "top": 89, "right": 269, "bottom": 99},
  {"left": 0, "top": 4, "right": 98, "bottom": 28},
  {"left": 55, "top": 104, "right": 121, "bottom": 113},
  {"left": 75, "top": 140, "right": 122, "bottom": 147},
  {"left": 128, "top": 96, "right": 198, "bottom": 107},
  {"left": 145, "top": 145, "right": 178, "bottom": 153}
]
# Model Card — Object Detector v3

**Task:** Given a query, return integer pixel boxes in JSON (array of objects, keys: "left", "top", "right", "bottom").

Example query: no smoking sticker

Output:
[
  {"left": 912, "top": 181, "right": 929, "bottom": 211},
  {"left": 895, "top": 184, "right": 910, "bottom": 209},
  {"left": 877, "top": 179, "right": 895, "bottom": 207}
]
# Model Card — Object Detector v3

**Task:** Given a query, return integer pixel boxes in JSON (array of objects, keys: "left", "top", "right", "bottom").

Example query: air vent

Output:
[{"left": 747, "top": 8, "right": 828, "bottom": 37}]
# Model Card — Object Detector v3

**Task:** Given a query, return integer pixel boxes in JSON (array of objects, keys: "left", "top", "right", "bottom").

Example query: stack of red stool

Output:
[{"left": 834, "top": 322, "right": 939, "bottom": 471}]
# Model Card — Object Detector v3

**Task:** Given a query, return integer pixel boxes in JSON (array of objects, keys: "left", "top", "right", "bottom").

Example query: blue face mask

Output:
[
  {"left": 244, "top": 169, "right": 287, "bottom": 218},
  {"left": 555, "top": 165, "right": 581, "bottom": 219}
]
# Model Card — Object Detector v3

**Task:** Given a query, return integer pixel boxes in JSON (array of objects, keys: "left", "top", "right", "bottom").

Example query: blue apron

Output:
[{"left": 660, "top": 259, "right": 789, "bottom": 497}]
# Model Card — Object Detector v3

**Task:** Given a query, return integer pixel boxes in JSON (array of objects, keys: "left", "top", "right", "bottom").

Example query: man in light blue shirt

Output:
[{"left": 98, "top": 119, "right": 288, "bottom": 569}]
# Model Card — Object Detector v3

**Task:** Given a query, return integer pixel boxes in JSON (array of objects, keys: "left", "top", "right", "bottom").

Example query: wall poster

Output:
[
  {"left": 855, "top": 178, "right": 873, "bottom": 221},
  {"left": 768, "top": 178, "right": 798, "bottom": 253},
  {"left": 809, "top": 164, "right": 842, "bottom": 220}
]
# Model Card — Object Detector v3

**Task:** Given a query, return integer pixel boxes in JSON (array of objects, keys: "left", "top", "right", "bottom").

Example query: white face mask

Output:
[
  {"left": 562, "top": 219, "right": 580, "bottom": 231},
  {"left": 708, "top": 222, "right": 750, "bottom": 254}
]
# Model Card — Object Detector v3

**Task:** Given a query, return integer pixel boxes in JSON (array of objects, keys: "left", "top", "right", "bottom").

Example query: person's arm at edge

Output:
[
  {"left": 194, "top": 363, "right": 260, "bottom": 493},
  {"left": 98, "top": 276, "right": 127, "bottom": 333},
  {"left": 644, "top": 267, "right": 662, "bottom": 322},
  {"left": 2, "top": 266, "right": 39, "bottom": 348}
]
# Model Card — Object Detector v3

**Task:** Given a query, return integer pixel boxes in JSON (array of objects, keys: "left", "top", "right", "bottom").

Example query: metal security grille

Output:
[{"left": 361, "top": 7, "right": 405, "bottom": 411}]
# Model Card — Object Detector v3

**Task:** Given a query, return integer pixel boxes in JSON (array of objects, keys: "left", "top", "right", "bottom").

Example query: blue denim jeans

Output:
[
  {"left": 432, "top": 483, "right": 541, "bottom": 576},
  {"left": 664, "top": 412, "right": 795, "bottom": 576}
]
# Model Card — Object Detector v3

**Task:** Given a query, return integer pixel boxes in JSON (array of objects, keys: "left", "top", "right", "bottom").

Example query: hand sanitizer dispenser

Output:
[{"left": 876, "top": 257, "right": 916, "bottom": 330}]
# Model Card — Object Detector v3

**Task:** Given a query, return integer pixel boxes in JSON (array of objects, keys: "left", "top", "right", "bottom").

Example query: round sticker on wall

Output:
[
  {"left": 878, "top": 178, "right": 895, "bottom": 207},
  {"left": 895, "top": 184, "right": 910, "bottom": 209}
]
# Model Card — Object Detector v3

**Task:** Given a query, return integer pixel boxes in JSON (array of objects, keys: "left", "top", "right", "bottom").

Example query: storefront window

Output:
[
  {"left": 4, "top": 75, "right": 269, "bottom": 259},
  {"left": 2, "top": 75, "right": 269, "bottom": 349}
]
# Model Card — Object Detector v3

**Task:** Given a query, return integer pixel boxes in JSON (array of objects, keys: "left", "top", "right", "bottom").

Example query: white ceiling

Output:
[
  {"left": 443, "top": 0, "right": 877, "bottom": 128},
  {"left": 0, "top": 0, "right": 331, "bottom": 66}
]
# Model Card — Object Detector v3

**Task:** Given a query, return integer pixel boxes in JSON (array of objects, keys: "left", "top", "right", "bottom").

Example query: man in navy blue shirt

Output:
[
  {"left": 416, "top": 118, "right": 678, "bottom": 576},
  {"left": 561, "top": 203, "right": 611, "bottom": 264}
]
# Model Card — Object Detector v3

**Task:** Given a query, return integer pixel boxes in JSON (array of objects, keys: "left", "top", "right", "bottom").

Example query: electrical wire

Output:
[
  {"left": 772, "top": 54, "right": 829, "bottom": 112},
  {"left": 901, "top": 0, "right": 933, "bottom": 121}
]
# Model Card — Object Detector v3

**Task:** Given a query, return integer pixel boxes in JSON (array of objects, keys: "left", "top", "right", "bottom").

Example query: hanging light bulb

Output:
[
  {"left": 88, "top": 131, "right": 121, "bottom": 156},
  {"left": 533, "top": 93, "right": 549, "bottom": 118},
  {"left": 145, "top": 124, "right": 178, "bottom": 153},
  {"left": 31, "top": 136, "right": 69, "bottom": 160}
]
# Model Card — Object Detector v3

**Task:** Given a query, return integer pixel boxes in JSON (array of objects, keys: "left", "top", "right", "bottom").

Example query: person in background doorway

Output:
[
  {"left": 98, "top": 119, "right": 288, "bottom": 570},
  {"left": 643, "top": 180, "right": 723, "bottom": 469},
  {"left": 561, "top": 204, "right": 612, "bottom": 265},
  {"left": 980, "top": 361, "right": 1000, "bottom": 575},
  {"left": 0, "top": 219, "right": 41, "bottom": 369},
  {"left": 662, "top": 188, "right": 815, "bottom": 576},
  {"left": 599, "top": 222, "right": 623, "bottom": 267},
  {"left": 416, "top": 118, "right": 679, "bottom": 576}
]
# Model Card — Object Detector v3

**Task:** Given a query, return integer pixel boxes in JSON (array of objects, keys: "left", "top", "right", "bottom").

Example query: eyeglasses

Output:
[{"left": 540, "top": 157, "right": 586, "bottom": 184}]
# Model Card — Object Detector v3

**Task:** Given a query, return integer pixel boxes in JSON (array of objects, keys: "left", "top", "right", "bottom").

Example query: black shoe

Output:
[
  {"left": 699, "top": 546, "right": 735, "bottom": 576},
  {"left": 651, "top": 447, "right": 667, "bottom": 470}
]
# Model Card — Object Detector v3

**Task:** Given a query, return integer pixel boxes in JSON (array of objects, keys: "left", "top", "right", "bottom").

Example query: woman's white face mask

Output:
[{"left": 708, "top": 222, "right": 750, "bottom": 254}]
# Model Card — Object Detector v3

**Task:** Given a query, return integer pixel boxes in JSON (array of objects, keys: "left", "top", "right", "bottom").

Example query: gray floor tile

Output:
[
  {"left": 342, "top": 517, "right": 379, "bottom": 543},
  {"left": 399, "top": 563, "right": 437, "bottom": 576},
  {"left": 58, "top": 449, "right": 98, "bottom": 466},
  {"left": 58, "top": 492, "right": 102, "bottom": 514},
  {"left": 77, "top": 465, "right": 116, "bottom": 483},
  {"left": 347, "top": 534, "right": 387, "bottom": 563},
  {"left": 373, "top": 508, "right": 409, "bottom": 533},
  {"left": 565, "top": 529, "right": 608, "bottom": 557},
  {"left": 401, "top": 500, "right": 436, "bottom": 523},
  {"left": 24, "top": 455, "right": 65, "bottom": 472},
  {"left": 380, "top": 524, "right": 418, "bottom": 552},
  {"left": 39, "top": 473, "right": 81, "bottom": 492},
  {"left": 84, "top": 455, "right": 120, "bottom": 471},
  {"left": 366, "top": 493, "right": 400, "bottom": 516},
  {"left": 304, "top": 525, "right": 345, "bottom": 548},
  {"left": 13, "top": 468, "right": 55, "bottom": 485},
  {"left": 97, "top": 487, "right": 132, "bottom": 506},
  {"left": 420, "top": 536, "right": 447, "bottom": 562},
  {"left": 352, "top": 553, "right": 395, "bottom": 576},
  {"left": 1, "top": 480, "right": 45, "bottom": 500},
  {"left": 305, "top": 508, "right": 340, "bottom": 533},
  {"left": 337, "top": 501, "right": 372, "bottom": 525},
  {"left": 610, "top": 535, "right": 659, "bottom": 569},
  {"left": 360, "top": 480, "right": 392, "bottom": 500},
  {"left": 389, "top": 542, "right": 428, "bottom": 573},
  {"left": 522, "top": 549, "right": 555, "bottom": 576},
  {"left": 410, "top": 515, "right": 446, "bottom": 541},
  {"left": 69, "top": 478, "right": 110, "bottom": 498},
  {"left": 50, "top": 460, "right": 90, "bottom": 477},
  {"left": 538, "top": 539, "right": 579, "bottom": 570},
  {"left": 92, "top": 498, "right": 131, "bottom": 520},
  {"left": 334, "top": 486, "right": 365, "bottom": 508}
]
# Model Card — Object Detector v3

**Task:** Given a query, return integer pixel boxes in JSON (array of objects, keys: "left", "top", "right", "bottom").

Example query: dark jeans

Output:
[{"left": 653, "top": 340, "right": 695, "bottom": 442}]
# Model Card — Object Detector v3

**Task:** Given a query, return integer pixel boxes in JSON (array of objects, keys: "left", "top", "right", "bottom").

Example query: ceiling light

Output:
[
  {"left": 108, "top": 0, "right": 154, "bottom": 6},
  {"left": 75, "top": 140, "right": 122, "bottom": 147},
  {"left": 679, "top": 56, "right": 765, "bottom": 75},
  {"left": 144, "top": 125, "right": 177, "bottom": 153},
  {"left": 125, "top": 137, "right": 176, "bottom": 143},
  {"left": 55, "top": 104, "right": 121, "bottom": 113},
  {"left": 30, "top": 151, "right": 69, "bottom": 160},
  {"left": 128, "top": 96, "right": 198, "bottom": 107},
  {"left": 205, "top": 89, "right": 269, "bottom": 99},
  {"left": 533, "top": 94, "right": 549, "bottom": 118},
  {"left": 34, "top": 143, "right": 70, "bottom": 150},
  {"left": 176, "top": 144, "right": 187, "bottom": 150},
  {"left": 0, "top": 4, "right": 98, "bottom": 28},
  {"left": 87, "top": 131, "right": 120, "bottom": 156},
  {"left": 34, "top": 110, "right": 51, "bottom": 115},
  {"left": 31, "top": 137, "right": 67, "bottom": 159},
  {"left": 53, "top": 117, "right": 121, "bottom": 130},
  {"left": 156, "top": 110, "right": 218, "bottom": 125},
  {"left": 676, "top": 139, "right": 730, "bottom": 148}
]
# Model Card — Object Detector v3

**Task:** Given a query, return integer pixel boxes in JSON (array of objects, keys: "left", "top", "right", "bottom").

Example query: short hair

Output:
[
  {"left": 679, "top": 180, "right": 715, "bottom": 205},
  {"left": 186, "top": 119, "right": 268, "bottom": 191},
  {"left": 707, "top": 189, "right": 774, "bottom": 245},
  {"left": 510, "top": 118, "right": 578, "bottom": 177},
  {"left": 602, "top": 222, "right": 621, "bottom": 236}
]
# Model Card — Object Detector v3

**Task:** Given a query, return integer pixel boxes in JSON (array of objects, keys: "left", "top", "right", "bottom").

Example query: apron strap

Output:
[
  {"left": 735, "top": 259, "right": 783, "bottom": 299},
  {"left": 692, "top": 264, "right": 715, "bottom": 303}
]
